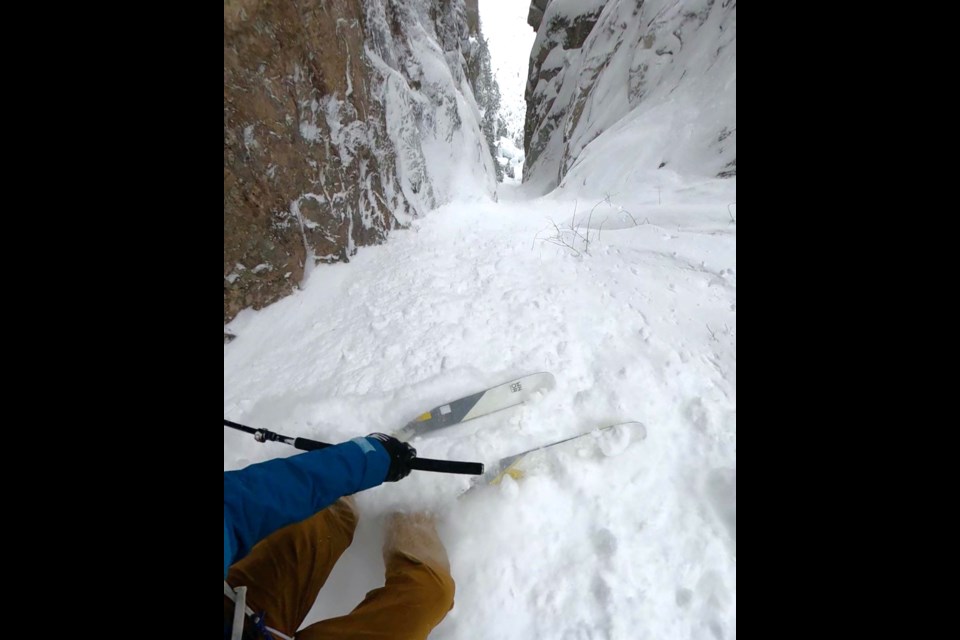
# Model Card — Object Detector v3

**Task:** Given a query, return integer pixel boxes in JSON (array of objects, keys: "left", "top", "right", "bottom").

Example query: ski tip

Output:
[
  {"left": 510, "top": 372, "right": 556, "bottom": 394},
  {"left": 595, "top": 422, "right": 647, "bottom": 456},
  {"left": 598, "top": 421, "right": 647, "bottom": 437}
]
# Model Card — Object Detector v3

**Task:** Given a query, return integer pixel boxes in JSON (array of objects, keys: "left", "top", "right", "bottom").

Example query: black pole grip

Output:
[
  {"left": 410, "top": 457, "right": 485, "bottom": 476},
  {"left": 292, "top": 437, "right": 330, "bottom": 452}
]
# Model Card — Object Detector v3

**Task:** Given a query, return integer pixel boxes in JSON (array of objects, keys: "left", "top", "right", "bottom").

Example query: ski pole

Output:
[{"left": 224, "top": 420, "right": 484, "bottom": 476}]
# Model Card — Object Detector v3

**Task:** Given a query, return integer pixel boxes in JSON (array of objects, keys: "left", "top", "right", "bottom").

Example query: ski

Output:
[
  {"left": 471, "top": 422, "right": 647, "bottom": 490},
  {"left": 394, "top": 372, "right": 556, "bottom": 440}
]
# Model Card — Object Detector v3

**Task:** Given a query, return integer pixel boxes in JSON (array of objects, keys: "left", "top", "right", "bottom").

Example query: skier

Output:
[{"left": 224, "top": 433, "right": 456, "bottom": 640}]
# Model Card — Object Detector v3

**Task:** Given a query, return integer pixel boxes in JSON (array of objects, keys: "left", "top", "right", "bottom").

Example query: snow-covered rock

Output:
[
  {"left": 224, "top": 0, "right": 500, "bottom": 323},
  {"left": 524, "top": 0, "right": 736, "bottom": 194}
]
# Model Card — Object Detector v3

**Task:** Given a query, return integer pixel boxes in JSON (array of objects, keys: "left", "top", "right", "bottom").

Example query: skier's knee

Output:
[{"left": 417, "top": 564, "right": 456, "bottom": 622}]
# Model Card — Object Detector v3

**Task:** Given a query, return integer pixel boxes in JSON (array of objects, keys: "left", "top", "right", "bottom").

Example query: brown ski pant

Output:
[{"left": 224, "top": 499, "right": 455, "bottom": 639}]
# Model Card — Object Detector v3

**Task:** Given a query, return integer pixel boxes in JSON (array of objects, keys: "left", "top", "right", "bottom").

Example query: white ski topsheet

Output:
[
  {"left": 475, "top": 422, "right": 648, "bottom": 489},
  {"left": 392, "top": 372, "right": 557, "bottom": 440},
  {"left": 461, "top": 372, "right": 556, "bottom": 422}
]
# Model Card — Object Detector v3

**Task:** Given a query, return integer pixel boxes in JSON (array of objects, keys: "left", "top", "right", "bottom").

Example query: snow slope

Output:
[
  {"left": 480, "top": 0, "right": 535, "bottom": 142},
  {"left": 224, "top": 176, "right": 736, "bottom": 639},
  {"left": 479, "top": 0, "right": 537, "bottom": 181}
]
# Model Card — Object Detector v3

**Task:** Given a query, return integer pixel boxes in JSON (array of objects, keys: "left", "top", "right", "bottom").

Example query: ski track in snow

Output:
[{"left": 224, "top": 181, "right": 736, "bottom": 640}]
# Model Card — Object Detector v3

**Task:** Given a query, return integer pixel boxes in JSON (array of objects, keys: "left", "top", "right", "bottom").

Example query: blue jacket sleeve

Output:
[{"left": 224, "top": 437, "right": 390, "bottom": 578}]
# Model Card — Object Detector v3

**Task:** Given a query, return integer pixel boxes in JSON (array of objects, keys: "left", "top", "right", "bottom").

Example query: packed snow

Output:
[{"left": 225, "top": 180, "right": 736, "bottom": 640}]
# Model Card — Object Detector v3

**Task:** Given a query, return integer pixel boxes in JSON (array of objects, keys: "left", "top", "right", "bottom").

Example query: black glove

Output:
[{"left": 367, "top": 433, "right": 417, "bottom": 482}]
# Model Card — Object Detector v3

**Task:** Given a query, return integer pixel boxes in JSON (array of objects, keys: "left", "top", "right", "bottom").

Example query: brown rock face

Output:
[
  {"left": 224, "top": 0, "right": 498, "bottom": 326},
  {"left": 527, "top": 0, "right": 550, "bottom": 29},
  {"left": 224, "top": 0, "right": 394, "bottom": 324}
]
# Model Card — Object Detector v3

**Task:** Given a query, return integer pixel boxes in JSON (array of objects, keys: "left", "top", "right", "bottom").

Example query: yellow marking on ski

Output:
[
  {"left": 490, "top": 465, "right": 525, "bottom": 485},
  {"left": 415, "top": 412, "right": 432, "bottom": 422}
]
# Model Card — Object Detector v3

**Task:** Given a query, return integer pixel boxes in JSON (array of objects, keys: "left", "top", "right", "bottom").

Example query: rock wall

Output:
[
  {"left": 224, "top": 0, "right": 498, "bottom": 324},
  {"left": 523, "top": 0, "right": 736, "bottom": 193}
]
